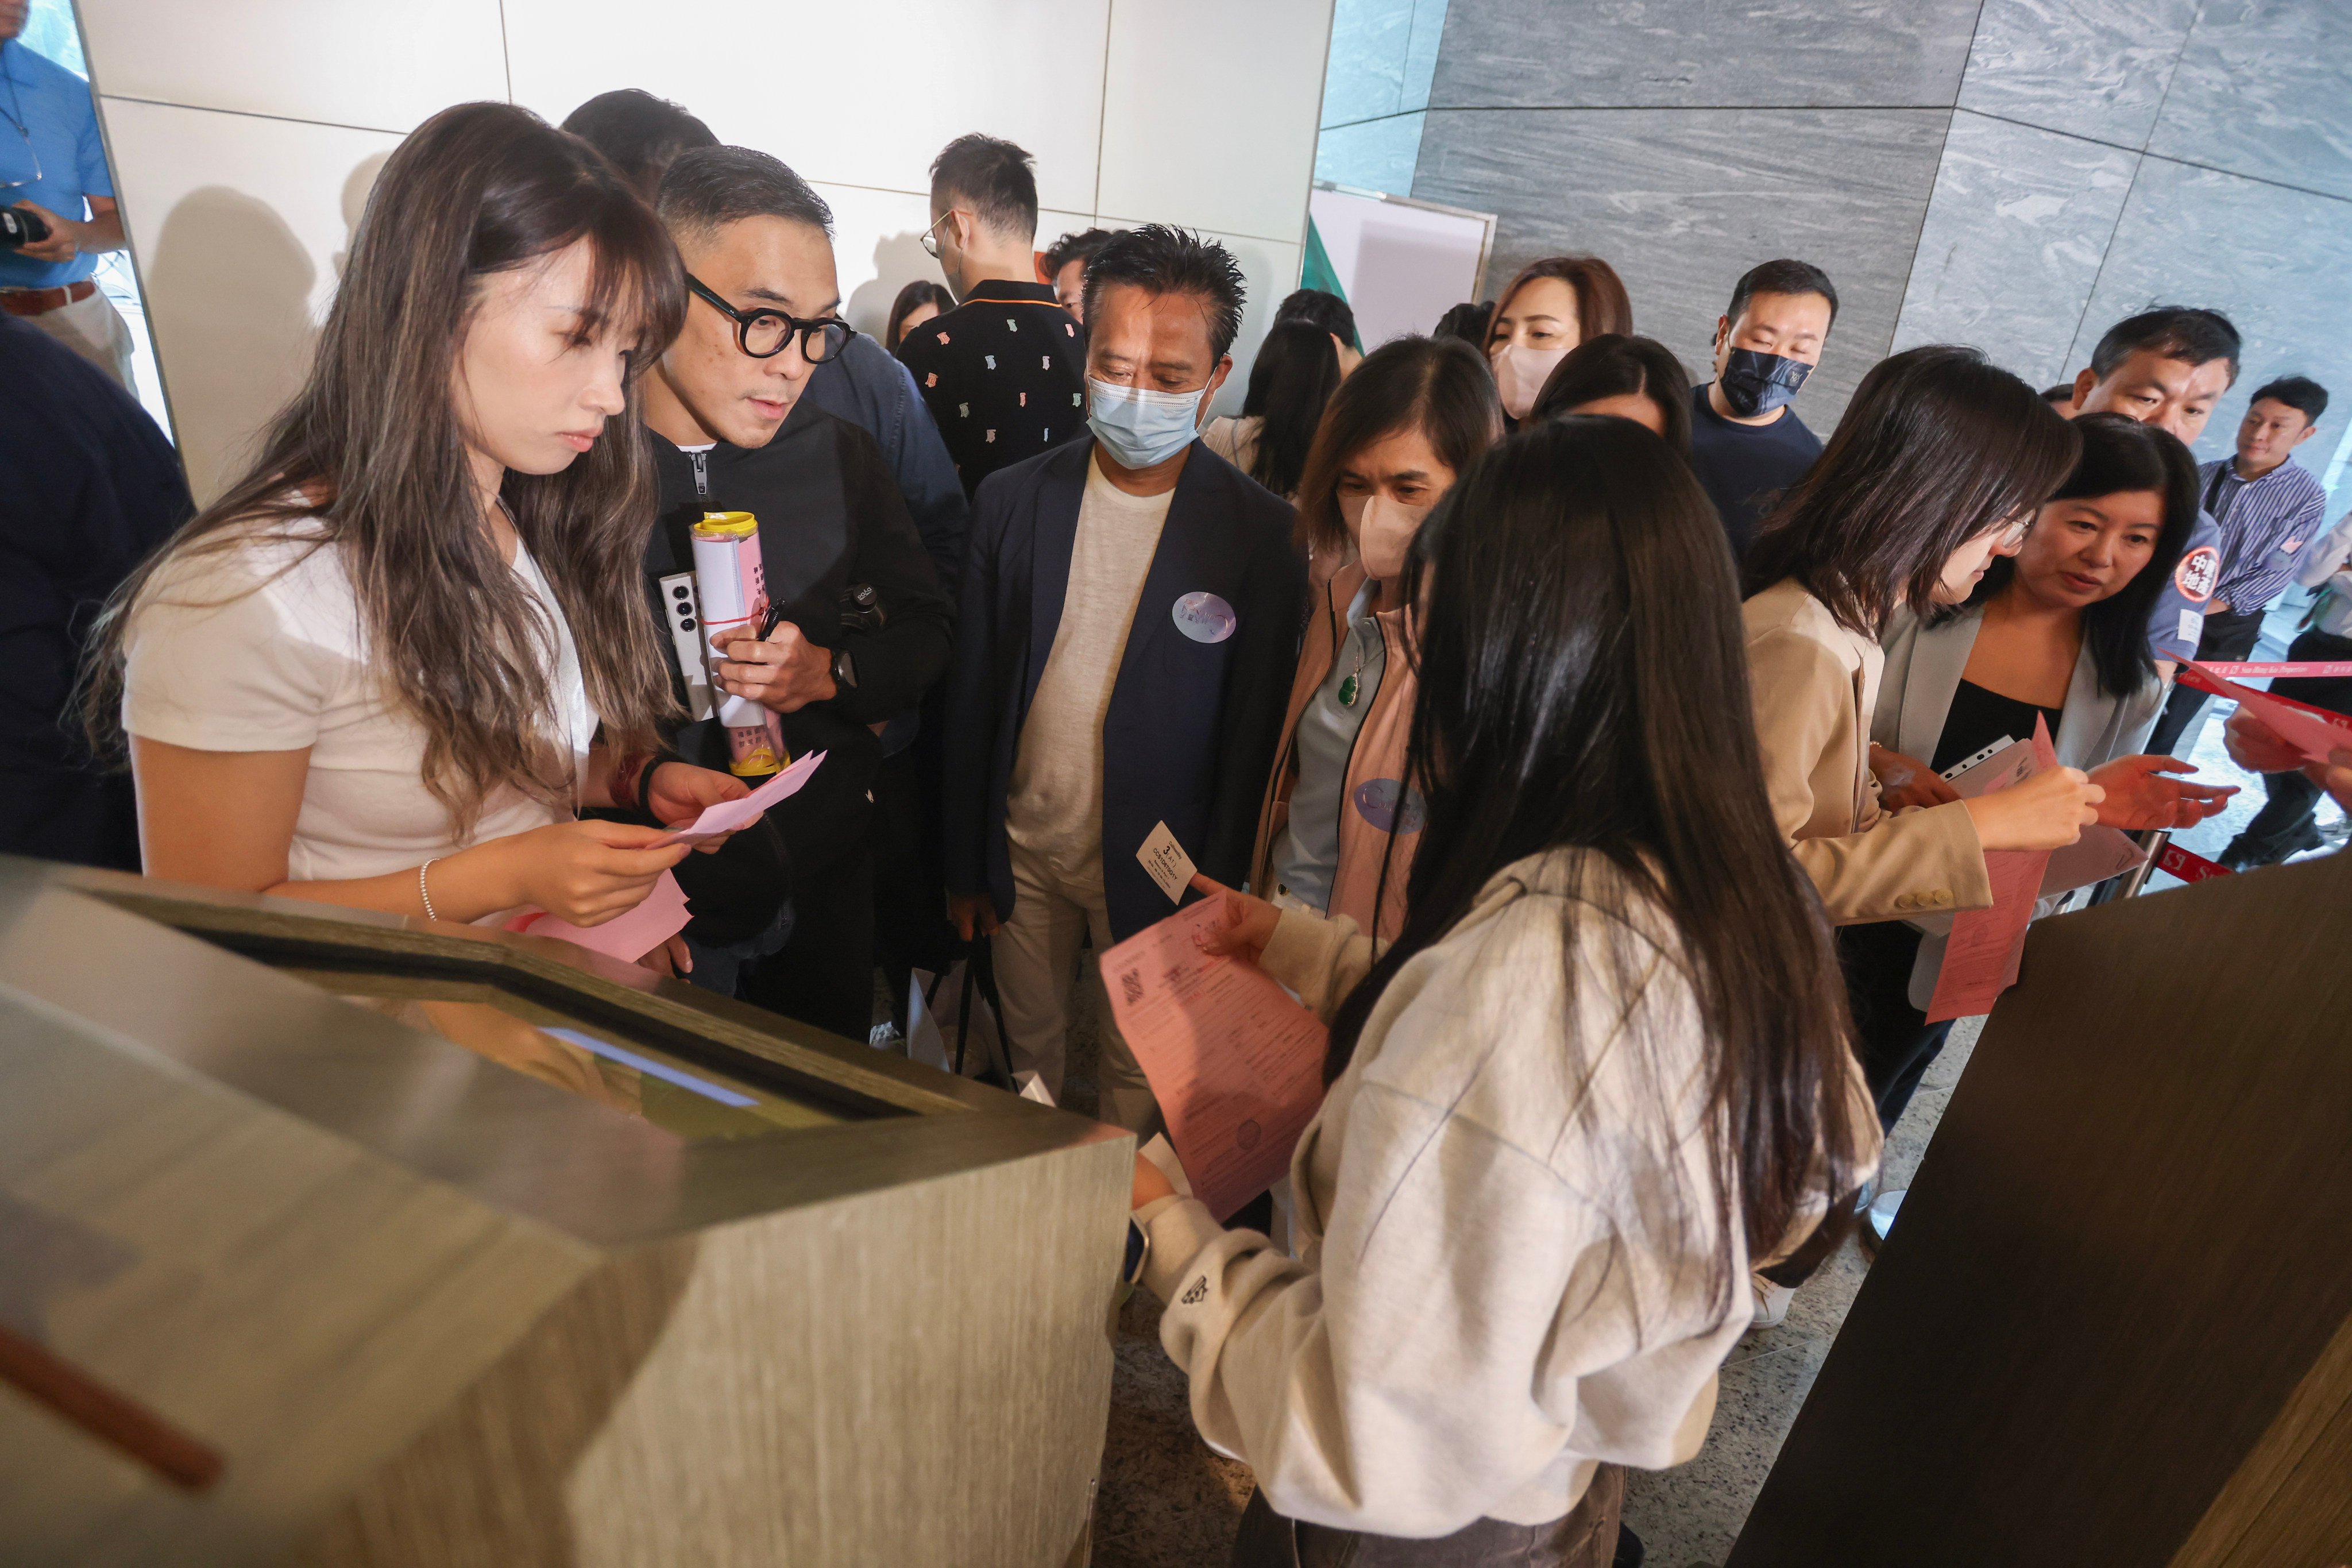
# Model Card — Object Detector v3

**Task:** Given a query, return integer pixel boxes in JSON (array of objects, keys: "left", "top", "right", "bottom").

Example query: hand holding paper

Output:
[
  {"left": 510, "top": 867, "right": 694, "bottom": 964},
  {"left": 1929, "top": 716, "right": 2059, "bottom": 1024},
  {"left": 648, "top": 749, "right": 825, "bottom": 846},
  {"left": 2183, "top": 661, "right": 2352, "bottom": 766},
  {"left": 1100, "top": 899, "right": 1328, "bottom": 1222}
]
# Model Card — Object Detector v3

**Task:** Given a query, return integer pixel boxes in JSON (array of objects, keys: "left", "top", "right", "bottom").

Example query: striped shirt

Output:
[{"left": 2198, "top": 455, "right": 2328, "bottom": 615}]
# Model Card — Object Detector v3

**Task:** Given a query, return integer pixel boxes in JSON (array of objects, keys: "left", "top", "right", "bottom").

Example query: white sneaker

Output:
[{"left": 1750, "top": 1273, "right": 1796, "bottom": 1329}]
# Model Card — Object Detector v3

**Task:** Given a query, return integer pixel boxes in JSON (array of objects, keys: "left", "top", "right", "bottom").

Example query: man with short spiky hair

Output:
[
  {"left": 896, "top": 134, "right": 1088, "bottom": 497},
  {"left": 634, "top": 144, "right": 954, "bottom": 1038},
  {"left": 2062, "top": 305, "right": 2243, "bottom": 674},
  {"left": 1690, "top": 258, "right": 1838, "bottom": 560},
  {"left": 943, "top": 225, "right": 1305, "bottom": 1130}
]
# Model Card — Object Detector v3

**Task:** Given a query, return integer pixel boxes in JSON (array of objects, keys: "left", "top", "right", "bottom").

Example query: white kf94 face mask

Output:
[
  {"left": 1087, "top": 376, "right": 1206, "bottom": 468},
  {"left": 1341, "top": 492, "right": 1434, "bottom": 582}
]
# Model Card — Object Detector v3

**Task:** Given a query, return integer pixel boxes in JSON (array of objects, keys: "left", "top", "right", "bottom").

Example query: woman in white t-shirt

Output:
[{"left": 84, "top": 103, "right": 752, "bottom": 952}]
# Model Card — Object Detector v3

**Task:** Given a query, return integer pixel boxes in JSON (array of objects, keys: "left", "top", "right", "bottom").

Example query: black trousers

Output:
[
  {"left": 742, "top": 845, "right": 875, "bottom": 1040},
  {"left": 2146, "top": 605, "right": 2268, "bottom": 757},
  {"left": 2226, "top": 628, "right": 2352, "bottom": 864},
  {"left": 1840, "top": 920, "right": 1956, "bottom": 1134}
]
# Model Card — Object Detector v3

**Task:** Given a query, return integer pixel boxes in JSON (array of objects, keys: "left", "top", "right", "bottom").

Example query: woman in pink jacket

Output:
[{"left": 1248, "top": 337, "right": 1501, "bottom": 940}]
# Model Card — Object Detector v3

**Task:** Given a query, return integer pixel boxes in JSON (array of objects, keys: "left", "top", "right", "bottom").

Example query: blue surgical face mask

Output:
[{"left": 1088, "top": 377, "right": 1206, "bottom": 468}]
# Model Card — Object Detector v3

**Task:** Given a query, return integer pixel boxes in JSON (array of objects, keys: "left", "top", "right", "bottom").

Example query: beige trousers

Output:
[
  {"left": 25, "top": 285, "right": 136, "bottom": 392},
  {"left": 991, "top": 842, "right": 1159, "bottom": 1132}
]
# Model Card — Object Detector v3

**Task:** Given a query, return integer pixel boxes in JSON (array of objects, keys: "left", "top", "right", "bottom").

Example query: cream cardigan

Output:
[{"left": 1137, "top": 848, "right": 1878, "bottom": 1536}]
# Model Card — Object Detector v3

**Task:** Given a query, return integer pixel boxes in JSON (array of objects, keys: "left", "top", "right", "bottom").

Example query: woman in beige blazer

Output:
[{"left": 1740, "top": 346, "right": 2110, "bottom": 934}]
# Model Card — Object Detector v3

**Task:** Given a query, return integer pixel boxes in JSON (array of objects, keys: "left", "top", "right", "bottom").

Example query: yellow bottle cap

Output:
[{"left": 692, "top": 511, "right": 759, "bottom": 538}]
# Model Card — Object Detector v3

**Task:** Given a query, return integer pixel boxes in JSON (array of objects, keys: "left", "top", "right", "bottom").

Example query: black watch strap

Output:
[{"left": 831, "top": 646, "right": 859, "bottom": 690}]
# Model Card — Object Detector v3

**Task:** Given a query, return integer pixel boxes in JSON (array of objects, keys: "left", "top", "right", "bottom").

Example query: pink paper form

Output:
[
  {"left": 1926, "top": 715, "right": 2056, "bottom": 1025},
  {"left": 509, "top": 868, "right": 693, "bottom": 963},
  {"left": 2180, "top": 661, "right": 2352, "bottom": 764},
  {"left": 648, "top": 748, "right": 826, "bottom": 846},
  {"left": 1099, "top": 899, "right": 1330, "bottom": 1222}
]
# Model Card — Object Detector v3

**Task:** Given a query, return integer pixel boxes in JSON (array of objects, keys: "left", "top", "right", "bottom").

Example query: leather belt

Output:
[{"left": 0, "top": 279, "right": 97, "bottom": 316}]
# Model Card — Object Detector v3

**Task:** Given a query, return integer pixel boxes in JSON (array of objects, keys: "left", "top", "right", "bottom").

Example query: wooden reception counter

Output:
[{"left": 0, "top": 856, "right": 1130, "bottom": 1567}]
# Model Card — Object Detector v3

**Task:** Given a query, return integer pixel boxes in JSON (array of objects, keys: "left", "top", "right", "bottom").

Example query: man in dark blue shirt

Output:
[
  {"left": 1689, "top": 260, "right": 1836, "bottom": 560},
  {"left": 0, "top": 16, "right": 134, "bottom": 388},
  {"left": 0, "top": 314, "right": 191, "bottom": 869}
]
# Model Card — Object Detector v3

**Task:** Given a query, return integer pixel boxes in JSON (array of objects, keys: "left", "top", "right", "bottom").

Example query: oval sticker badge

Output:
[
  {"left": 1352, "top": 778, "right": 1428, "bottom": 835},
  {"left": 1172, "top": 590, "right": 1237, "bottom": 644}
]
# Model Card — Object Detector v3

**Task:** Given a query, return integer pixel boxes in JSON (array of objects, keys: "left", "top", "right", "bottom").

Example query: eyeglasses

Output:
[
  {"left": 1988, "top": 515, "right": 2033, "bottom": 551},
  {"left": 687, "top": 275, "right": 856, "bottom": 362},
  {"left": 918, "top": 209, "right": 964, "bottom": 260}
]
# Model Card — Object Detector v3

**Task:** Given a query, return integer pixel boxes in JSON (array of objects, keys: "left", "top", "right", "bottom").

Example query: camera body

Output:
[{"left": 0, "top": 206, "right": 51, "bottom": 250}]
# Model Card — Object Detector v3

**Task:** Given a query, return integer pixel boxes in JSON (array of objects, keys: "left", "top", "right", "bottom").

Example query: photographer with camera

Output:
[
  {"left": 0, "top": 2, "right": 133, "bottom": 389},
  {"left": 636, "top": 145, "right": 953, "bottom": 1038}
]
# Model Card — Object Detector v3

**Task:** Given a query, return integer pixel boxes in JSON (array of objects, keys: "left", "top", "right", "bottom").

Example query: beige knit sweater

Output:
[{"left": 1137, "top": 847, "right": 1877, "bottom": 1536}]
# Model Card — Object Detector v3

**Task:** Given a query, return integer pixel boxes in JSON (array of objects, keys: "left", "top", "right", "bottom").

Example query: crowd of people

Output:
[{"left": 10, "top": 76, "right": 2352, "bottom": 1568}]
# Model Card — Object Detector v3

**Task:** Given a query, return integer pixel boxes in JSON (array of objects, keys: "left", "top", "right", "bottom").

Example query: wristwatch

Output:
[{"left": 830, "top": 646, "right": 859, "bottom": 692}]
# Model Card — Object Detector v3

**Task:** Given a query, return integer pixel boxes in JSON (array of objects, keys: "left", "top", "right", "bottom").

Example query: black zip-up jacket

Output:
[
  {"left": 638, "top": 400, "right": 956, "bottom": 945},
  {"left": 646, "top": 399, "right": 955, "bottom": 723}
]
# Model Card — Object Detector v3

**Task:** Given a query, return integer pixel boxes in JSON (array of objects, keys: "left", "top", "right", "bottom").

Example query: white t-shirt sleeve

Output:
[{"left": 122, "top": 546, "right": 339, "bottom": 753}]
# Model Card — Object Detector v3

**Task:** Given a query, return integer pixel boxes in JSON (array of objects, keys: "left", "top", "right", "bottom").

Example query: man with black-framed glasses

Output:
[
  {"left": 634, "top": 144, "right": 954, "bottom": 1040},
  {"left": 896, "top": 133, "right": 1086, "bottom": 499}
]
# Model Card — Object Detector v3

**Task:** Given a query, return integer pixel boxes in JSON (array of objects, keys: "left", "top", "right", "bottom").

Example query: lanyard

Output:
[{"left": 0, "top": 48, "right": 40, "bottom": 190}]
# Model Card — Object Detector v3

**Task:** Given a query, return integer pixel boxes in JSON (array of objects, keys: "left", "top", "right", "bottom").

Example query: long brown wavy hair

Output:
[{"left": 85, "top": 102, "right": 685, "bottom": 831}]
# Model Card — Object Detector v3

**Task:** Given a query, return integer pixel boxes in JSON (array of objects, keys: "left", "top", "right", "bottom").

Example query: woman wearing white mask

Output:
[
  {"left": 1249, "top": 337, "right": 1502, "bottom": 940},
  {"left": 1484, "top": 256, "right": 1633, "bottom": 426}
]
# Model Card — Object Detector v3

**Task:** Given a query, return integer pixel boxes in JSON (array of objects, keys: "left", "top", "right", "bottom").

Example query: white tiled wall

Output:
[
  {"left": 80, "top": 0, "right": 509, "bottom": 132},
  {"left": 94, "top": 97, "right": 402, "bottom": 501},
  {"left": 84, "top": 0, "right": 1335, "bottom": 497}
]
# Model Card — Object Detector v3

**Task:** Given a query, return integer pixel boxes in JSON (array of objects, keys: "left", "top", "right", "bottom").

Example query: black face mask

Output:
[{"left": 1717, "top": 347, "right": 1813, "bottom": 418}]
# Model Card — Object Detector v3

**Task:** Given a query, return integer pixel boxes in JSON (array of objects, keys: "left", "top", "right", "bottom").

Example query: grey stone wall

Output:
[
  {"left": 1894, "top": 0, "right": 2352, "bottom": 477},
  {"left": 1316, "top": 0, "right": 2352, "bottom": 477}
]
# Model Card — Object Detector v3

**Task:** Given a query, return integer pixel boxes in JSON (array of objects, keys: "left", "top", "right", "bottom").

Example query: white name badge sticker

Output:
[
  {"left": 1173, "top": 590, "right": 1237, "bottom": 644},
  {"left": 2179, "top": 608, "right": 2203, "bottom": 648}
]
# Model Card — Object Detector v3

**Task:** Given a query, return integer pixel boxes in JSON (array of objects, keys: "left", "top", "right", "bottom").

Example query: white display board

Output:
[{"left": 1306, "top": 184, "right": 1494, "bottom": 350}]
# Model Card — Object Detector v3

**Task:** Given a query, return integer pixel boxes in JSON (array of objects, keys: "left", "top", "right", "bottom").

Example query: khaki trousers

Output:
[
  {"left": 991, "top": 841, "right": 1160, "bottom": 1132},
  {"left": 25, "top": 285, "right": 136, "bottom": 392}
]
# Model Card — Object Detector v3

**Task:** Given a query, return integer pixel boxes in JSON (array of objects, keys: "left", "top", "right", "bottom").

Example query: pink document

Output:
[
  {"left": 1099, "top": 899, "right": 1330, "bottom": 1222},
  {"left": 1926, "top": 716, "right": 2056, "bottom": 1025},
  {"left": 509, "top": 868, "right": 692, "bottom": 963},
  {"left": 2180, "top": 661, "right": 2352, "bottom": 763},
  {"left": 647, "top": 749, "right": 827, "bottom": 846}
]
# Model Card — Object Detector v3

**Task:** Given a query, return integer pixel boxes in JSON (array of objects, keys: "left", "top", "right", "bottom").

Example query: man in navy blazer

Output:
[{"left": 944, "top": 226, "right": 1306, "bottom": 1131}]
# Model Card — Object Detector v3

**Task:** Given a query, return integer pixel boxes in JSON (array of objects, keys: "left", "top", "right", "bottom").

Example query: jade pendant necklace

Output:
[{"left": 1338, "top": 634, "right": 1367, "bottom": 707}]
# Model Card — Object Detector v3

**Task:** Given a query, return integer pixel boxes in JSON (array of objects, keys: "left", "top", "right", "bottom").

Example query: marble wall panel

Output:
[
  {"left": 1955, "top": 0, "right": 2200, "bottom": 150},
  {"left": 2146, "top": 0, "right": 2352, "bottom": 202},
  {"left": 1426, "top": 0, "right": 1978, "bottom": 111},
  {"left": 1314, "top": 113, "right": 1427, "bottom": 195},
  {"left": 1399, "top": 0, "right": 1447, "bottom": 113},
  {"left": 1412, "top": 106, "right": 1952, "bottom": 425},
  {"left": 1890, "top": 110, "right": 2137, "bottom": 389},
  {"left": 2064, "top": 158, "right": 2352, "bottom": 470},
  {"left": 1322, "top": 0, "right": 1418, "bottom": 126}
]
